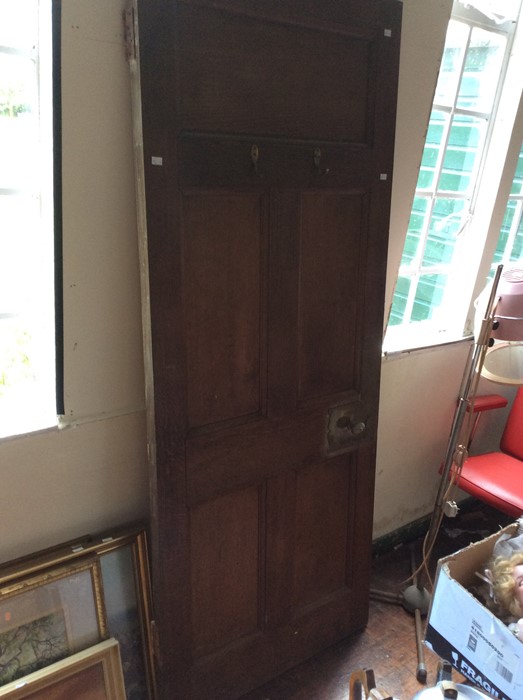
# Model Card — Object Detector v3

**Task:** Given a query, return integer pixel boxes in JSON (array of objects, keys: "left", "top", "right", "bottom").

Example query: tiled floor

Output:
[{"left": 238, "top": 504, "right": 511, "bottom": 700}]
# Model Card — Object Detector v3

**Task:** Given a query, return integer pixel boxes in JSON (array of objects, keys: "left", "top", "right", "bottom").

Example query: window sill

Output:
[{"left": 382, "top": 333, "right": 473, "bottom": 361}]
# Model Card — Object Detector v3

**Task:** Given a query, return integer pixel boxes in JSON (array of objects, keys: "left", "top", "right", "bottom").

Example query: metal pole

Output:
[
  {"left": 402, "top": 265, "right": 504, "bottom": 616},
  {"left": 423, "top": 265, "right": 503, "bottom": 573}
]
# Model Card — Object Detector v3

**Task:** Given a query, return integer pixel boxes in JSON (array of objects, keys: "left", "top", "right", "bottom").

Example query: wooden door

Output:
[{"left": 134, "top": 2, "right": 401, "bottom": 698}]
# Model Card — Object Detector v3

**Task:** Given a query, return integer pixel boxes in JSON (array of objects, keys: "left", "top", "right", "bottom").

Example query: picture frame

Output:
[
  {"left": 0, "top": 558, "right": 106, "bottom": 687},
  {"left": 0, "top": 638, "right": 126, "bottom": 699},
  {"left": 0, "top": 524, "right": 156, "bottom": 700},
  {"left": 96, "top": 531, "right": 155, "bottom": 700}
]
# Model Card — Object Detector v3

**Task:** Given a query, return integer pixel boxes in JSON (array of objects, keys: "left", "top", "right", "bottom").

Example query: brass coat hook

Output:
[
  {"left": 313, "top": 147, "right": 330, "bottom": 175},
  {"left": 251, "top": 144, "right": 262, "bottom": 177}
]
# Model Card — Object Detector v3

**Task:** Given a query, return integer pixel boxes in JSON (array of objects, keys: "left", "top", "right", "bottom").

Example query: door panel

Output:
[
  {"left": 190, "top": 485, "right": 262, "bottom": 657},
  {"left": 135, "top": 1, "right": 401, "bottom": 698},
  {"left": 297, "top": 190, "right": 366, "bottom": 401},
  {"left": 182, "top": 191, "right": 267, "bottom": 428},
  {"left": 176, "top": 4, "right": 374, "bottom": 143},
  {"left": 292, "top": 459, "right": 352, "bottom": 608}
]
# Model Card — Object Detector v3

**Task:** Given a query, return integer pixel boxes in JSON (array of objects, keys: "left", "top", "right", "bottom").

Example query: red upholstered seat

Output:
[
  {"left": 455, "top": 451, "right": 523, "bottom": 517},
  {"left": 501, "top": 387, "right": 523, "bottom": 461},
  {"left": 453, "top": 388, "right": 523, "bottom": 517}
]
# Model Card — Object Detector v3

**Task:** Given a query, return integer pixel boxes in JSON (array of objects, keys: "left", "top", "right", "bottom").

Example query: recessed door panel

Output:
[
  {"left": 183, "top": 191, "right": 266, "bottom": 429},
  {"left": 190, "top": 485, "right": 262, "bottom": 656},
  {"left": 292, "top": 457, "right": 353, "bottom": 609},
  {"left": 298, "top": 191, "right": 366, "bottom": 402},
  {"left": 176, "top": 4, "right": 374, "bottom": 144}
]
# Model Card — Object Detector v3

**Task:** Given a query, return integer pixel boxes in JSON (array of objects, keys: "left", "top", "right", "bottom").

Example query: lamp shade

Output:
[
  {"left": 491, "top": 267, "right": 523, "bottom": 341},
  {"left": 482, "top": 341, "right": 523, "bottom": 385},
  {"left": 474, "top": 266, "right": 523, "bottom": 386}
]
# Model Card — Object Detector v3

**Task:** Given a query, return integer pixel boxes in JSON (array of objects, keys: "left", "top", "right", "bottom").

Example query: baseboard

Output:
[
  {"left": 372, "top": 513, "right": 431, "bottom": 557},
  {"left": 371, "top": 497, "right": 481, "bottom": 557}
]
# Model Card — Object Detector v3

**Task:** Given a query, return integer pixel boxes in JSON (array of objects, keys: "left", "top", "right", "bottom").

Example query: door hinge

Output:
[{"left": 123, "top": 5, "right": 137, "bottom": 63}]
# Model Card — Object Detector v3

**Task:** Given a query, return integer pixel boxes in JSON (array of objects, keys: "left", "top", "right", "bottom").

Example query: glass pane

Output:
[
  {"left": 0, "top": 0, "right": 55, "bottom": 438},
  {"left": 400, "top": 197, "right": 429, "bottom": 266},
  {"left": 411, "top": 274, "right": 447, "bottom": 322},
  {"left": 0, "top": 1, "right": 39, "bottom": 50},
  {"left": 439, "top": 115, "right": 484, "bottom": 193},
  {"left": 457, "top": 27, "right": 506, "bottom": 112},
  {"left": 0, "top": 53, "right": 39, "bottom": 191},
  {"left": 509, "top": 209, "right": 523, "bottom": 262},
  {"left": 493, "top": 201, "right": 516, "bottom": 263},
  {"left": 434, "top": 21, "right": 469, "bottom": 107},
  {"left": 1, "top": 317, "right": 36, "bottom": 398},
  {"left": 417, "top": 111, "right": 448, "bottom": 190},
  {"left": 422, "top": 198, "right": 466, "bottom": 267},
  {"left": 389, "top": 277, "right": 411, "bottom": 326},
  {"left": 511, "top": 144, "right": 523, "bottom": 196},
  {"left": 0, "top": 194, "right": 45, "bottom": 314},
  {"left": 0, "top": 193, "right": 55, "bottom": 437}
]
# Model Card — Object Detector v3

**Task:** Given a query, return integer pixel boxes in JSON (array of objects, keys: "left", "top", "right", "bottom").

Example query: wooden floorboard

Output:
[{"left": 238, "top": 503, "right": 511, "bottom": 700}]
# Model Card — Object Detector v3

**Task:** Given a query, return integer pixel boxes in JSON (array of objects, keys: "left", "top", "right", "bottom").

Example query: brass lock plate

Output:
[{"left": 326, "top": 403, "right": 368, "bottom": 453}]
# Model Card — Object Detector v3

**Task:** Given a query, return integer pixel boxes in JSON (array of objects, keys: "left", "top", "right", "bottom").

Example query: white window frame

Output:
[{"left": 384, "top": 0, "right": 523, "bottom": 353}]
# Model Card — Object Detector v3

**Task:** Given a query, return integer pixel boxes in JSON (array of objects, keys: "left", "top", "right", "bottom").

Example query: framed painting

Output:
[
  {"left": 0, "top": 558, "right": 106, "bottom": 686},
  {"left": 0, "top": 638, "right": 125, "bottom": 699},
  {"left": 0, "top": 525, "right": 155, "bottom": 699},
  {"left": 97, "top": 532, "right": 155, "bottom": 700}
]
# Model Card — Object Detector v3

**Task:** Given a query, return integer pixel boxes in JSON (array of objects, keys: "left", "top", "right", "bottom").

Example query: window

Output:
[
  {"left": 491, "top": 141, "right": 523, "bottom": 271},
  {"left": 385, "top": 0, "right": 523, "bottom": 352},
  {"left": 0, "top": 1, "right": 58, "bottom": 439}
]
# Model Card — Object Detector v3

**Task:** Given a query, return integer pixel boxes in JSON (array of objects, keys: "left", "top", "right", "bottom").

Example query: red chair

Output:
[{"left": 451, "top": 388, "right": 523, "bottom": 517}]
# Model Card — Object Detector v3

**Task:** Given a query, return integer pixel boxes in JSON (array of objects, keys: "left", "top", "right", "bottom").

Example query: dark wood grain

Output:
[{"left": 136, "top": 1, "right": 402, "bottom": 698}]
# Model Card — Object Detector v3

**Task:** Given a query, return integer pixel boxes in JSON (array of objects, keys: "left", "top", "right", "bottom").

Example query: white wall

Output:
[
  {"left": 375, "top": 345, "right": 514, "bottom": 538},
  {"left": 374, "top": 0, "right": 516, "bottom": 539},
  {"left": 0, "top": 0, "right": 148, "bottom": 563},
  {"left": 0, "top": 0, "right": 514, "bottom": 565}
]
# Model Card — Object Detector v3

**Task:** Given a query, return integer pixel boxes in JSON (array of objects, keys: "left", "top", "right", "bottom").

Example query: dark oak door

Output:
[{"left": 135, "top": 2, "right": 401, "bottom": 698}]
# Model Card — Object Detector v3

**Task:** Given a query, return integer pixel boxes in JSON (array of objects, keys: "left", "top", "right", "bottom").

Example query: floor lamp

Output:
[{"left": 371, "top": 263, "right": 523, "bottom": 682}]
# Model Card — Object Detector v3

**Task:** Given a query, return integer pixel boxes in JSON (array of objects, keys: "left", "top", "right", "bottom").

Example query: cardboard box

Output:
[{"left": 425, "top": 523, "right": 523, "bottom": 700}]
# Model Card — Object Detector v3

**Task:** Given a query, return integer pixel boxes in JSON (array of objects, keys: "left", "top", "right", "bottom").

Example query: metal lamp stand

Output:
[{"left": 371, "top": 265, "right": 504, "bottom": 683}]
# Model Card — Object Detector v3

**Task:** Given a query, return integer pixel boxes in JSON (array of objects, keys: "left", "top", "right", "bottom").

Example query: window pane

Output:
[
  {"left": 423, "top": 198, "right": 466, "bottom": 267},
  {"left": 434, "top": 21, "right": 468, "bottom": 107},
  {"left": 457, "top": 28, "right": 506, "bottom": 112},
  {"left": 439, "top": 114, "right": 483, "bottom": 193},
  {"left": 493, "top": 201, "right": 516, "bottom": 263},
  {"left": 511, "top": 145, "right": 523, "bottom": 195},
  {"left": 412, "top": 274, "right": 447, "bottom": 322},
  {"left": 0, "top": 53, "right": 39, "bottom": 191},
  {"left": 0, "top": 194, "right": 41, "bottom": 312},
  {"left": 0, "top": 1, "right": 39, "bottom": 50},
  {"left": 509, "top": 209, "right": 523, "bottom": 261},
  {"left": 491, "top": 143, "right": 523, "bottom": 270},
  {"left": 0, "top": 193, "right": 55, "bottom": 436},
  {"left": 400, "top": 197, "right": 429, "bottom": 267},
  {"left": 0, "top": 0, "right": 56, "bottom": 438},
  {"left": 417, "top": 111, "right": 448, "bottom": 190},
  {"left": 388, "top": 277, "right": 411, "bottom": 326}
]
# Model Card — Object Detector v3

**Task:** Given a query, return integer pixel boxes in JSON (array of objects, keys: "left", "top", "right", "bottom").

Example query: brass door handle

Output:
[{"left": 336, "top": 415, "right": 366, "bottom": 436}]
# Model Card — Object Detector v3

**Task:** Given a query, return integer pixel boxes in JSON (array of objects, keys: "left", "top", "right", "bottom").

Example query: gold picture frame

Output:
[
  {"left": 0, "top": 638, "right": 125, "bottom": 699},
  {"left": 0, "top": 558, "right": 106, "bottom": 687},
  {"left": 0, "top": 524, "right": 155, "bottom": 700}
]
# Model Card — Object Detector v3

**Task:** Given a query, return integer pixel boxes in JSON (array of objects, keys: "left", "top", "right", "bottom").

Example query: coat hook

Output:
[
  {"left": 314, "top": 147, "right": 330, "bottom": 176},
  {"left": 251, "top": 144, "right": 262, "bottom": 177}
]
